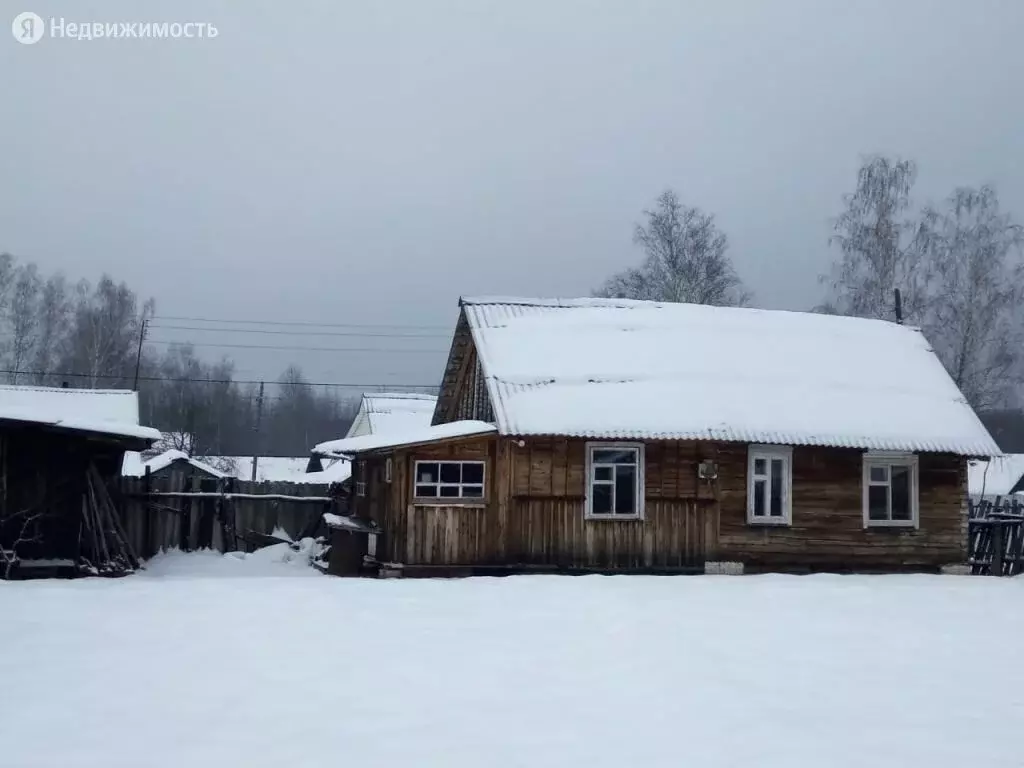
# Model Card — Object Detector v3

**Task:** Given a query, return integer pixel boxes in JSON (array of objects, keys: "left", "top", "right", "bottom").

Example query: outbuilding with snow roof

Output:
[
  {"left": 322, "top": 296, "right": 1001, "bottom": 575},
  {"left": 0, "top": 384, "right": 159, "bottom": 578}
]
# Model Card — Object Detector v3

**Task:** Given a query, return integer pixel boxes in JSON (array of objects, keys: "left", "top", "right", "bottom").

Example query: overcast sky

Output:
[{"left": 2, "top": 0, "right": 1023, "bottom": 391}]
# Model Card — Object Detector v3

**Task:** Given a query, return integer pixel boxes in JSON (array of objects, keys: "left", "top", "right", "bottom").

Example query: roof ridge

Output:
[
  {"left": 363, "top": 392, "right": 438, "bottom": 401},
  {"left": 460, "top": 296, "right": 918, "bottom": 331}
]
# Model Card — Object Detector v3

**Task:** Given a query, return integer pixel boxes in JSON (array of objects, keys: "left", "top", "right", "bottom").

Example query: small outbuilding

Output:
[{"left": 0, "top": 385, "right": 159, "bottom": 578}]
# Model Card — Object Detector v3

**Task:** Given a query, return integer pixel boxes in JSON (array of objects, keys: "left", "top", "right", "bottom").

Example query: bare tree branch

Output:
[{"left": 595, "top": 190, "right": 749, "bottom": 306}]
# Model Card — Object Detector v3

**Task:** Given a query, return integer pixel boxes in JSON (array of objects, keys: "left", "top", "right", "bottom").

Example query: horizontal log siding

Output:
[
  {"left": 394, "top": 436, "right": 717, "bottom": 568},
  {"left": 383, "top": 436, "right": 966, "bottom": 571},
  {"left": 716, "top": 444, "right": 967, "bottom": 569}
]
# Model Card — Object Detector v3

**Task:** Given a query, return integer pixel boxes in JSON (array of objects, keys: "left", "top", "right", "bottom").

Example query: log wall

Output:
[
  {"left": 357, "top": 435, "right": 967, "bottom": 572},
  {"left": 713, "top": 443, "right": 966, "bottom": 569},
  {"left": 365, "top": 435, "right": 717, "bottom": 569}
]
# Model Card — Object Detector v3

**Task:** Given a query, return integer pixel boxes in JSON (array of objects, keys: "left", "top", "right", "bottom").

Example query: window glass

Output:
[
  {"left": 614, "top": 466, "right": 636, "bottom": 514},
  {"left": 753, "top": 479, "right": 766, "bottom": 517},
  {"left": 868, "top": 484, "right": 888, "bottom": 520},
  {"left": 593, "top": 449, "right": 635, "bottom": 464},
  {"left": 592, "top": 483, "right": 612, "bottom": 515},
  {"left": 890, "top": 465, "right": 911, "bottom": 520},
  {"left": 748, "top": 448, "right": 791, "bottom": 525},
  {"left": 770, "top": 459, "right": 783, "bottom": 517},
  {"left": 462, "top": 463, "right": 483, "bottom": 484},
  {"left": 413, "top": 461, "right": 484, "bottom": 500}
]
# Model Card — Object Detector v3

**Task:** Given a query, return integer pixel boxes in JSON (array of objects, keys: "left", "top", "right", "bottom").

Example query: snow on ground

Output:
[
  {"left": 1, "top": 564, "right": 1022, "bottom": 768},
  {"left": 140, "top": 541, "right": 320, "bottom": 578}
]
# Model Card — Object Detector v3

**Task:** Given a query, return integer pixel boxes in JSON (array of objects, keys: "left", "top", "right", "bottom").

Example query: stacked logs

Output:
[{"left": 80, "top": 463, "right": 140, "bottom": 576}]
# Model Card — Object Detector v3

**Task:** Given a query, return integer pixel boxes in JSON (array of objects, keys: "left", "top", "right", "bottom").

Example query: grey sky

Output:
[{"left": 2, "top": 0, "right": 1023, "bottom": 392}]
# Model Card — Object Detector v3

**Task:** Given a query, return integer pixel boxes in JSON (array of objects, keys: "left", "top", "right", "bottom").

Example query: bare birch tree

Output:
[
  {"left": 60, "top": 276, "right": 153, "bottom": 386},
  {"left": 822, "top": 157, "right": 927, "bottom": 321},
  {"left": 595, "top": 190, "right": 749, "bottom": 305},
  {"left": 0, "top": 253, "right": 17, "bottom": 365},
  {"left": 6, "top": 263, "right": 41, "bottom": 383},
  {"left": 30, "top": 273, "right": 72, "bottom": 385},
  {"left": 919, "top": 186, "right": 1024, "bottom": 410}
]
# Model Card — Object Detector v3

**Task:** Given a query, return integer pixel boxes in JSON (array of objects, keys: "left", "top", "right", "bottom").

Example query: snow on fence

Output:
[
  {"left": 967, "top": 497, "right": 1024, "bottom": 576},
  {"left": 117, "top": 472, "right": 342, "bottom": 559}
]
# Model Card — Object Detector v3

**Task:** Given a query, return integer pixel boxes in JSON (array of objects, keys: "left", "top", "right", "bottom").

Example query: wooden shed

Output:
[
  {"left": 0, "top": 385, "right": 159, "bottom": 578},
  {"left": 314, "top": 297, "right": 1001, "bottom": 576}
]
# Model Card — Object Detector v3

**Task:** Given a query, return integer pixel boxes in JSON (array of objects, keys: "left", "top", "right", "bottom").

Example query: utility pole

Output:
[
  {"left": 133, "top": 318, "right": 147, "bottom": 390},
  {"left": 251, "top": 381, "right": 265, "bottom": 482}
]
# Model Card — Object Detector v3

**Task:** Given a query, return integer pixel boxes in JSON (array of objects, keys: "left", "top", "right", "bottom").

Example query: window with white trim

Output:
[
  {"left": 747, "top": 445, "right": 792, "bottom": 525},
  {"left": 863, "top": 453, "right": 918, "bottom": 527},
  {"left": 355, "top": 481, "right": 366, "bottom": 497},
  {"left": 414, "top": 460, "right": 485, "bottom": 500},
  {"left": 586, "top": 443, "right": 644, "bottom": 519}
]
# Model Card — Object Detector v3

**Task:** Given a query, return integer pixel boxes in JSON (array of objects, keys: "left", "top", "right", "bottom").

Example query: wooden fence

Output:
[
  {"left": 968, "top": 497, "right": 1024, "bottom": 576},
  {"left": 117, "top": 470, "right": 343, "bottom": 559}
]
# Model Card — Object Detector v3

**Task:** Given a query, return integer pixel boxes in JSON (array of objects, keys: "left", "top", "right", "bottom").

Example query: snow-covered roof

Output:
[
  {"left": 315, "top": 420, "right": 496, "bottom": 457},
  {"left": 301, "top": 458, "right": 352, "bottom": 485},
  {"left": 0, "top": 384, "right": 159, "bottom": 442},
  {"left": 459, "top": 296, "right": 1000, "bottom": 456},
  {"left": 206, "top": 456, "right": 326, "bottom": 484},
  {"left": 968, "top": 455, "right": 1024, "bottom": 497},
  {"left": 345, "top": 392, "right": 438, "bottom": 437},
  {"left": 322, "top": 512, "right": 378, "bottom": 533},
  {"left": 122, "top": 449, "right": 226, "bottom": 478}
]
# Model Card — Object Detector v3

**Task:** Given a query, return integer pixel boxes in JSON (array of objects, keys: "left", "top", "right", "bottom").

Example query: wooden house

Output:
[
  {"left": 0, "top": 385, "right": 159, "bottom": 578},
  {"left": 314, "top": 297, "right": 1001, "bottom": 575}
]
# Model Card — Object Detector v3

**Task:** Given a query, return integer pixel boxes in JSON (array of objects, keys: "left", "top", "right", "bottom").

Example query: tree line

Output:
[
  {"left": 5, "top": 154, "right": 1021, "bottom": 456},
  {"left": 0, "top": 254, "right": 359, "bottom": 457},
  {"left": 595, "top": 157, "right": 1024, "bottom": 415}
]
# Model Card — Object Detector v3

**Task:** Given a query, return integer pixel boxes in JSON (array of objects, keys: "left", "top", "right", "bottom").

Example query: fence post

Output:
[
  {"left": 991, "top": 521, "right": 1005, "bottom": 577},
  {"left": 143, "top": 466, "right": 152, "bottom": 558}
]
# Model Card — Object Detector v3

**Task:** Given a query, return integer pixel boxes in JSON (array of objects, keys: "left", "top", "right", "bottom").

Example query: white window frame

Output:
[
  {"left": 862, "top": 452, "right": 919, "bottom": 529},
  {"left": 746, "top": 445, "right": 793, "bottom": 526},
  {"left": 412, "top": 460, "right": 486, "bottom": 501},
  {"left": 355, "top": 481, "right": 366, "bottom": 497},
  {"left": 584, "top": 442, "right": 645, "bottom": 520}
]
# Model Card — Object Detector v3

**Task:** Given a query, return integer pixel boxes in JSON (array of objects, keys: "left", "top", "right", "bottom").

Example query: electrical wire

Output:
[
  {"left": 151, "top": 314, "right": 452, "bottom": 330},
  {"left": 148, "top": 324, "right": 450, "bottom": 339},
  {"left": 0, "top": 368, "right": 439, "bottom": 389},
  {"left": 145, "top": 339, "right": 447, "bottom": 354}
]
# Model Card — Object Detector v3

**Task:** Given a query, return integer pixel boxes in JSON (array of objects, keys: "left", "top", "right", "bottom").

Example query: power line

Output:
[
  {"left": 0, "top": 368, "right": 439, "bottom": 389},
  {"left": 151, "top": 314, "right": 452, "bottom": 330},
  {"left": 145, "top": 339, "right": 448, "bottom": 354},
  {"left": 148, "top": 324, "right": 450, "bottom": 339}
]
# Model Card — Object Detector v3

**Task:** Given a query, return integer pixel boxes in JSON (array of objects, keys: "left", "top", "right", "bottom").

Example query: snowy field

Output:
[{"left": 1, "top": 552, "right": 1022, "bottom": 768}]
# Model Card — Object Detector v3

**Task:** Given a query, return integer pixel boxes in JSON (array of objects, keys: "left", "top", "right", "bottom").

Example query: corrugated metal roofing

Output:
[
  {"left": 460, "top": 296, "right": 1001, "bottom": 456},
  {"left": 315, "top": 421, "right": 496, "bottom": 457},
  {"left": 345, "top": 392, "right": 439, "bottom": 438}
]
